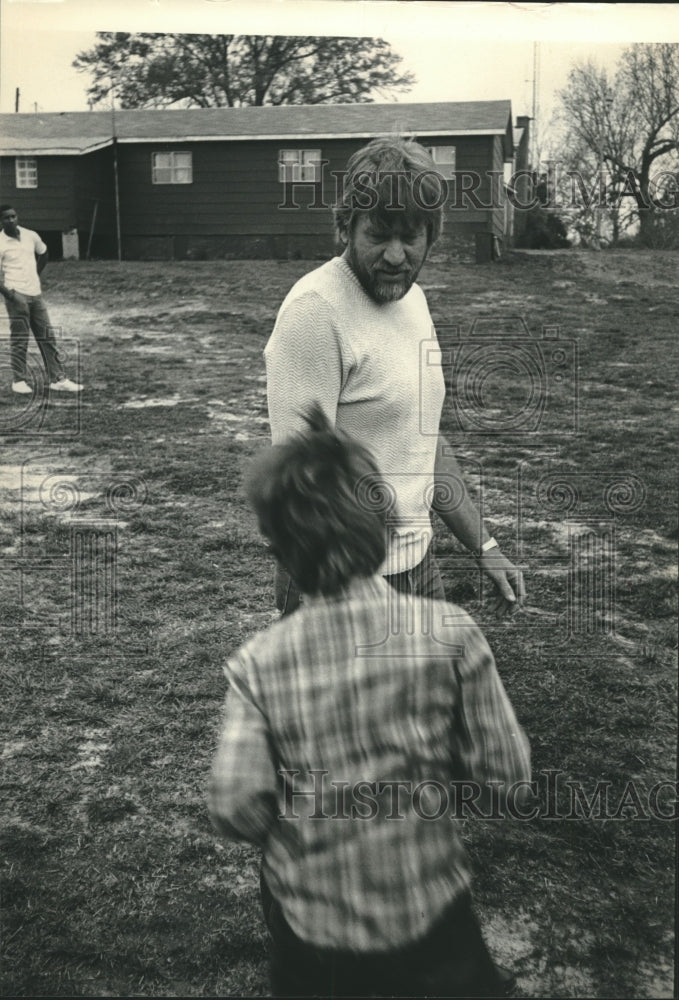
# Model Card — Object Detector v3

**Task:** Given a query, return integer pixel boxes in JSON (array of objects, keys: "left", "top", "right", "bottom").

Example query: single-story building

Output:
[{"left": 0, "top": 102, "right": 530, "bottom": 262}]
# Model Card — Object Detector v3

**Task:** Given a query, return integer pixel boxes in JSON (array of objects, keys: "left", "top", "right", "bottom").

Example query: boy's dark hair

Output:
[
  {"left": 246, "top": 404, "right": 391, "bottom": 596},
  {"left": 0, "top": 204, "right": 15, "bottom": 215},
  {"left": 333, "top": 136, "right": 444, "bottom": 247}
]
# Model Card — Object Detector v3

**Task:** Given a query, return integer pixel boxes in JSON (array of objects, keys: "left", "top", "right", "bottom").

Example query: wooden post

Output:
[
  {"left": 86, "top": 201, "right": 99, "bottom": 260},
  {"left": 110, "top": 81, "right": 122, "bottom": 262}
]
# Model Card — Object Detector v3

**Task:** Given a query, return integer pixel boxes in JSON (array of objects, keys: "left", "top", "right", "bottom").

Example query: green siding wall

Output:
[
  {"left": 0, "top": 156, "right": 77, "bottom": 230},
  {"left": 1, "top": 132, "right": 508, "bottom": 259},
  {"left": 113, "top": 135, "right": 500, "bottom": 240},
  {"left": 75, "top": 148, "right": 115, "bottom": 233}
]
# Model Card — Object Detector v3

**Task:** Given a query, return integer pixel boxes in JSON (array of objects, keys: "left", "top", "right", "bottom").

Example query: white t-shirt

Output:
[
  {"left": 0, "top": 227, "right": 46, "bottom": 296},
  {"left": 265, "top": 256, "right": 446, "bottom": 575}
]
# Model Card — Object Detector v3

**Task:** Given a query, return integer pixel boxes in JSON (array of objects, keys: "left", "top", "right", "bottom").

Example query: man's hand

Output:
[{"left": 477, "top": 547, "right": 526, "bottom": 617}]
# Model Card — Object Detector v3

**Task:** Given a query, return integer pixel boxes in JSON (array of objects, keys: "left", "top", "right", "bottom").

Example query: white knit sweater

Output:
[{"left": 264, "top": 256, "right": 445, "bottom": 575}]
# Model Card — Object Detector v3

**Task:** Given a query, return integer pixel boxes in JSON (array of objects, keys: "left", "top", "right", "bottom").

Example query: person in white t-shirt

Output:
[
  {"left": 265, "top": 137, "right": 525, "bottom": 617},
  {"left": 0, "top": 205, "right": 82, "bottom": 394}
]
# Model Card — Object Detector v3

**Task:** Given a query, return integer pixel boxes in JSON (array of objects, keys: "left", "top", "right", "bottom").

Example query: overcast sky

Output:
[{"left": 1, "top": 0, "right": 678, "bottom": 131}]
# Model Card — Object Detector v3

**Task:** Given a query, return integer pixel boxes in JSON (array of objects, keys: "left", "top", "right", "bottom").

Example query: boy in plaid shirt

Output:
[{"left": 208, "top": 406, "right": 531, "bottom": 997}]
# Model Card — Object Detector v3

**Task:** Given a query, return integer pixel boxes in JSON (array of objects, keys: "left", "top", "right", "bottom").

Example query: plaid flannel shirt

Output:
[{"left": 209, "top": 575, "right": 530, "bottom": 952}]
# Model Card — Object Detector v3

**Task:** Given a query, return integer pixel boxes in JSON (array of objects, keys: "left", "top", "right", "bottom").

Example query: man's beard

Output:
[
  {"left": 346, "top": 248, "right": 418, "bottom": 305},
  {"left": 370, "top": 274, "right": 412, "bottom": 303}
]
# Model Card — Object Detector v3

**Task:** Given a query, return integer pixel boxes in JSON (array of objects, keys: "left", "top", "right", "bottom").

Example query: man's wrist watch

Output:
[{"left": 477, "top": 536, "right": 499, "bottom": 558}]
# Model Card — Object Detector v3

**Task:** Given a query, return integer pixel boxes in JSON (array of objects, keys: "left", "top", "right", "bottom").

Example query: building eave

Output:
[
  {"left": 0, "top": 139, "right": 114, "bottom": 156},
  {"left": 114, "top": 128, "right": 508, "bottom": 144}
]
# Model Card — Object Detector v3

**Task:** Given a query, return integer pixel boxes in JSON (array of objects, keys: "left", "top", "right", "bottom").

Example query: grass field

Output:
[{"left": 0, "top": 248, "right": 677, "bottom": 998}]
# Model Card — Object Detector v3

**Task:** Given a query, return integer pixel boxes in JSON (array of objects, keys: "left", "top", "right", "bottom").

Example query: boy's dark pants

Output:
[{"left": 261, "top": 873, "right": 504, "bottom": 998}]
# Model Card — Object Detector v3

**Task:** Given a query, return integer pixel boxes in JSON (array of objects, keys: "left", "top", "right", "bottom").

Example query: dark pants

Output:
[
  {"left": 261, "top": 873, "right": 504, "bottom": 998},
  {"left": 383, "top": 542, "right": 445, "bottom": 602},
  {"left": 275, "top": 543, "right": 445, "bottom": 617},
  {"left": 4, "top": 292, "right": 64, "bottom": 382}
]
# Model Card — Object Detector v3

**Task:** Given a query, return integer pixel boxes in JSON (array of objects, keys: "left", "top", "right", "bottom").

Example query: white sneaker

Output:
[
  {"left": 50, "top": 377, "right": 83, "bottom": 393},
  {"left": 12, "top": 380, "right": 32, "bottom": 394}
]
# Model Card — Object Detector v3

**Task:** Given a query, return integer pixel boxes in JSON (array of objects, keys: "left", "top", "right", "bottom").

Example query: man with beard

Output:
[{"left": 264, "top": 137, "right": 525, "bottom": 617}]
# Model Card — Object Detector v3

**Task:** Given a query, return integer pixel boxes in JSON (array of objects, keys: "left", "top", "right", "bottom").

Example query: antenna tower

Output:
[{"left": 532, "top": 41, "right": 540, "bottom": 169}]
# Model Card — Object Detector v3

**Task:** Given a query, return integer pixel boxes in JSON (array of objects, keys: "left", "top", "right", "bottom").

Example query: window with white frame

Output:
[
  {"left": 16, "top": 158, "right": 38, "bottom": 189},
  {"left": 151, "top": 151, "right": 193, "bottom": 185},
  {"left": 428, "top": 146, "right": 456, "bottom": 172},
  {"left": 278, "top": 149, "right": 322, "bottom": 183}
]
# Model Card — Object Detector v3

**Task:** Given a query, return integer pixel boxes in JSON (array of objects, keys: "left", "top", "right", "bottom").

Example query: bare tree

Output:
[{"left": 553, "top": 44, "right": 679, "bottom": 245}]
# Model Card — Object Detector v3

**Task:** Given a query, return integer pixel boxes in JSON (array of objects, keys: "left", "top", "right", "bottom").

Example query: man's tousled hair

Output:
[
  {"left": 333, "top": 136, "right": 444, "bottom": 246},
  {"left": 246, "top": 404, "right": 389, "bottom": 596}
]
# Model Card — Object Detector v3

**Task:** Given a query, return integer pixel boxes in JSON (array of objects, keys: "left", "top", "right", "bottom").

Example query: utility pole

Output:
[
  {"left": 531, "top": 41, "right": 540, "bottom": 170},
  {"left": 111, "top": 79, "right": 122, "bottom": 263},
  {"left": 15, "top": 88, "right": 19, "bottom": 113}
]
